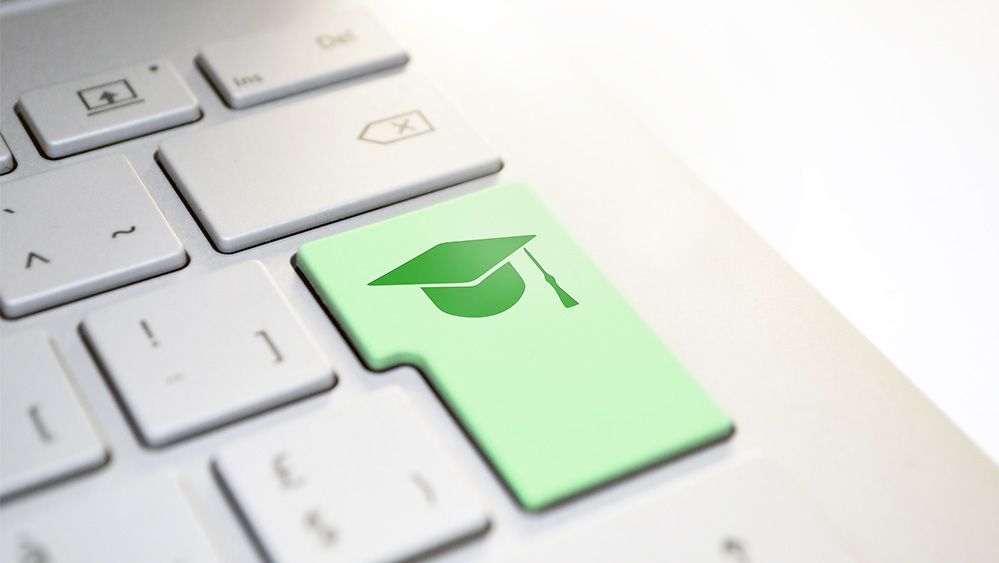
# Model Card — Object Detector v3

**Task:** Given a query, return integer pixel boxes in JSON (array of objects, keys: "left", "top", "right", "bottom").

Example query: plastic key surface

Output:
[
  {"left": 198, "top": 8, "right": 408, "bottom": 108},
  {"left": 0, "top": 331, "right": 106, "bottom": 500},
  {"left": 0, "top": 156, "right": 187, "bottom": 318},
  {"left": 158, "top": 72, "right": 501, "bottom": 252},
  {"left": 510, "top": 458, "right": 858, "bottom": 562},
  {"left": 297, "top": 182, "right": 733, "bottom": 510},
  {"left": 0, "top": 475, "right": 219, "bottom": 562},
  {"left": 17, "top": 60, "right": 200, "bottom": 158},
  {"left": 214, "top": 389, "right": 488, "bottom": 563},
  {"left": 82, "top": 261, "right": 335, "bottom": 447}
]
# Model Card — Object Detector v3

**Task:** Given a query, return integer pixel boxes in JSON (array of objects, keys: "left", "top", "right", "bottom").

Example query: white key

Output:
[
  {"left": 81, "top": 261, "right": 334, "bottom": 447},
  {"left": 0, "top": 134, "right": 13, "bottom": 174},
  {"left": 0, "top": 331, "right": 106, "bottom": 500},
  {"left": 158, "top": 73, "right": 501, "bottom": 253},
  {"left": 198, "top": 9, "right": 408, "bottom": 109},
  {"left": 214, "top": 389, "right": 488, "bottom": 563},
  {"left": 0, "top": 155, "right": 186, "bottom": 318},
  {"left": 0, "top": 475, "right": 219, "bottom": 562},
  {"left": 17, "top": 59, "right": 200, "bottom": 157},
  {"left": 510, "top": 458, "right": 858, "bottom": 563}
]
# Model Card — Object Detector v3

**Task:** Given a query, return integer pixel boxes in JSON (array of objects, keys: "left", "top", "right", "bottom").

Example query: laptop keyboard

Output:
[{"left": 0, "top": 5, "right": 855, "bottom": 562}]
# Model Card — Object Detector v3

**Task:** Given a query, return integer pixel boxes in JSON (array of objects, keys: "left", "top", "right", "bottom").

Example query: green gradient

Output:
[{"left": 298, "top": 182, "right": 732, "bottom": 510}]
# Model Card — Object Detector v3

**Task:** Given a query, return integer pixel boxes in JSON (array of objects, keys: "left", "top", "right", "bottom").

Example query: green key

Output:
[{"left": 297, "top": 182, "right": 732, "bottom": 510}]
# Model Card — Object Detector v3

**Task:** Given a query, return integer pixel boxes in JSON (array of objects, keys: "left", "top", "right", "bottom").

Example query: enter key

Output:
[{"left": 297, "top": 182, "right": 733, "bottom": 511}]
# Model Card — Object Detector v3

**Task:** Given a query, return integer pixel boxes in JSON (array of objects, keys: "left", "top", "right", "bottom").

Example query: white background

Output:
[{"left": 526, "top": 0, "right": 999, "bottom": 462}]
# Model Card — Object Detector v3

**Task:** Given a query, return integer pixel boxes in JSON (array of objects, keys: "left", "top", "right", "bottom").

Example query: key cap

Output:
[
  {"left": 198, "top": 9, "right": 408, "bottom": 109},
  {"left": 214, "top": 389, "right": 488, "bottom": 563},
  {"left": 17, "top": 59, "right": 200, "bottom": 158},
  {"left": 511, "top": 458, "right": 858, "bottom": 562},
  {"left": 0, "top": 475, "right": 219, "bottom": 562},
  {"left": 158, "top": 73, "right": 501, "bottom": 253},
  {"left": 82, "top": 261, "right": 334, "bottom": 447},
  {"left": 297, "top": 182, "right": 733, "bottom": 511},
  {"left": 0, "top": 155, "right": 186, "bottom": 318},
  {"left": 0, "top": 331, "right": 107, "bottom": 500},
  {"left": 0, "top": 134, "right": 13, "bottom": 174}
]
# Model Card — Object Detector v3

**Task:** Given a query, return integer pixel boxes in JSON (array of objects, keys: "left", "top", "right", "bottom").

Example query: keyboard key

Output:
[
  {"left": 513, "top": 458, "right": 858, "bottom": 562},
  {"left": 82, "top": 261, "right": 334, "bottom": 447},
  {"left": 0, "top": 134, "right": 13, "bottom": 174},
  {"left": 214, "top": 389, "right": 488, "bottom": 563},
  {"left": 0, "top": 475, "right": 219, "bottom": 562},
  {"left": 297, "top": 182, "right": 733, "bottom": 511},
  {"left": 17, "top": 59, "right": 200, "bottom": 158},
  {"left": 0, "top": 156, "right": 186, "bottom": 318},
  {"left": 0, "top": 331, "right": 107, "bottom": 500},
  {"left": 158, "top": 73, "right": 501, "bottom": 253},
  {"left": 198, "top": 9, "right": 408, "bottom": 108}
]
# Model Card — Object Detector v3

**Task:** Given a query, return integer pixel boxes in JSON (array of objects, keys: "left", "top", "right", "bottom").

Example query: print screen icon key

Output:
[{"left": 77, "top": 79, "right": 142, "bottom": 115}]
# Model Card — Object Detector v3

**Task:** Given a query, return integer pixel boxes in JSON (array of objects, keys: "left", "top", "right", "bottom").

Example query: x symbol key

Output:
[
  {"left": 392, "top": 118, "right": 415, "bottom": 134},
  {"left": 359, "top": 110, "right": 435, "bottom": 144}
]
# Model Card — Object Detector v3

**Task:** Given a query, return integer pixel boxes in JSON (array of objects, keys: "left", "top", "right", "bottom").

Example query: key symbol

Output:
[
  {"left": 18, "top": 537, "right": 50, "bottom": 563},
  {"left": 273, "top": 451, "right": 305, "bottom": 489},
  {"left": 304, "top": 509, "right": 337, "bottom": 547},
  {"left": 140, "top": 319, "right": 159, "bottom": 347},
  {"left": 28, "top": 404, "right": 54, "bottom": 443},
  {"left": 25, "top": 252, "right": 50, "bottom": 269},
  {"left": 255, "top": 330, "right": 283, "bottom": 364},
  {"left": 392, "top": 118, "right": 415, "bottom": 134},
  {"left": 358, "top": 110, "right": 434, "bottom": 144},
  {"left": 721, "top": 536, "right": 752, "bottom": 562},
  {"left": 410, "top": 472, "right": 436, "bottom": 505},
  {"left": 111, "top": 225, "right": 137, "bottom": 239}
]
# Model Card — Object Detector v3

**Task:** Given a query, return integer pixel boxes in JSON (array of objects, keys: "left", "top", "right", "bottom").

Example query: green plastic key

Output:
[{"left": 297, "top": 182, "right": 732, "bottom": 510}]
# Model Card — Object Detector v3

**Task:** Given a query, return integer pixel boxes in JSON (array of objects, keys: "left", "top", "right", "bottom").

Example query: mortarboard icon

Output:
[{"left": 369, "top": 234, "right": 579, "bottom": 318}]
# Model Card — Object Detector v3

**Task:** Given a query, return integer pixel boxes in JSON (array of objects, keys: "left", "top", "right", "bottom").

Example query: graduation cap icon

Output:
[{"left": 369, "top": 235, "right": 579, "bottom": 318}]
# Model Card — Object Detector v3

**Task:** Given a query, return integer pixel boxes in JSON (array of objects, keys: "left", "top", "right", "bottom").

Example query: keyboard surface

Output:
[{"left": 1, "top": 0, "right": 998, "bottom": 562}]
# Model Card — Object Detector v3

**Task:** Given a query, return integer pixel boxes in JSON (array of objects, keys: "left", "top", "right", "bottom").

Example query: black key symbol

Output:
[
  {"left": 28, "top": 404, "right": 54, "bottom": 443},
  {"left": 18, "top": 537, "right": 51, "bottom": 563},
  {"left": 722, "top": 537, "right": 752, "bottom": 562},
  {"left": 255, "top": 330, "right": 283, "bottom": 364},
  {"left": 140, "top": 320, "right": 159, "bottom": 347},
  {"left": 273, "top": 452, "right": 306, "bottom": 489},
  {"left": 304, "top": 509, "right": 337, "bottom": 547},
  {"left": 25, "top": 252, "right": 50, "bottom": 269},
  {"left": 411, "top": 472, "right": 436, "bottom": 505},
  {"left": 112, "top": 225, "right": 136, "bottom": 238}
]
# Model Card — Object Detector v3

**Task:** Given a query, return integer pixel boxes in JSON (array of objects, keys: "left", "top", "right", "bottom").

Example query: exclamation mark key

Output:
[
  {"left": 140, "top": 319, "right": 159, "bottom": 347},
  {"left": 81, "top": 261, "right": 335, "bottom": 447}
]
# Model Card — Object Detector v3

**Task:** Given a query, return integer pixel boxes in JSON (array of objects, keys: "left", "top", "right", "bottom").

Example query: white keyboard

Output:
[{"left": 0, "top": 1, "right": 870, "bottom": 562}]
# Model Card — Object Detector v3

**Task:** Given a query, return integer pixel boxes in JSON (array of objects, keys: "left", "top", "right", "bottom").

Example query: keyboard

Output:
[{"left": 2, "top": 1, "right": 998, "bottom": 562}]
